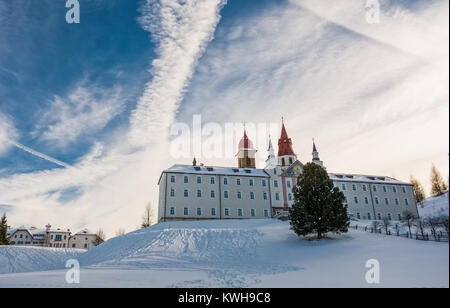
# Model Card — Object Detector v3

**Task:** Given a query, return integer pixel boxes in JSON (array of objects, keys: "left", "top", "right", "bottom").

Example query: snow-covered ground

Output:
[
  {"left": 0, "top": 219, "right": 448, "bottom": 288},
  {"left": 418, "top": 191, "right": 449, "bottom": 219},
  {"left": 0, "top": 246, "right": 85, "bottom": 274}
]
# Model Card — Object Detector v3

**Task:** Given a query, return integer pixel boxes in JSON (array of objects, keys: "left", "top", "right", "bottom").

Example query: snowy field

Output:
[
  {"left": 418, "top": 191, "right": 449, "bottom": 219},
  {"left": 0, "top": 219, "right": 448, "bottom": 288}
]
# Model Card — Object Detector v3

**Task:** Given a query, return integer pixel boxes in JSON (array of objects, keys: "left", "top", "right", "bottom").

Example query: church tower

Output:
[
  {"left": 277, "top": 119, "right": 297, "bottom": 168},
  {"left": 265, "top": 136, "right": 277, "bottom": 168},
  {"left": 312, "top": 139, "right": 325, "bottom": 168},
  {"left": 237, "top": 130, "right": 257, "bottom": 169}
]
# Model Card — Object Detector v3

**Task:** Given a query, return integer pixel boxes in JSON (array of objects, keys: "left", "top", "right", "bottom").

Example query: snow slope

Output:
[
  {"left": 418, "top": 191, "right": 449, "bottom": 218},
  {"left": 0, "top": 246, "right": 84, "bottom": 274},
  {"left": 0, "top": 219, "right": 448, "bottom": 287}
]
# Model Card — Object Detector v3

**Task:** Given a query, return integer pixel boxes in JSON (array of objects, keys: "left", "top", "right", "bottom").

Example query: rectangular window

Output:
[
  {"left": 210, "top": 208, "right": 216, "bottom": 216},
  {"left": 273, "top": 168, "right": 277, "bottom": 175},
  {"left": 393, "top": 186, "right": 397, "bottom": 193},
  {"left": 224, "top": 208, "right": 230, "bottom": 216},
  {"left": 405, "top": 199, "right": 409, "bottom": 205},
  {"left": 395, "top": 198, "right": 399, "bottom": 205},
  {"left": 197, "top": 208, "right": 202, "bottom": 216},
  {"left": 184, "top": 208, "right": 189, "bottom": 216},
  {"left": 363, "top": 184, "right": 367, "bottom": 192},
  {"left": 373, "top": 185, "right": 377, "bottom": 192},
  {"left": 170, "top": 207, "right": 175, "bottom": 215},
  {"left": 236, "top": 178, "right": 241, "bottom": 185},
  {"left": 170, "top": 188, "right": 175, "bottom": 197},
  {"left": 197, "top": 176, "right": 202, "bottom": 184},
  {"left": 275, "top": 192, "right": 280, "bottom": 201},
  {"left": 388, "top": 213, "right": 392, "bottom": 220},
  {"left": 210, "top": 177, "right": 215, "bottom": 185},
  {"left": 383, "top": 186, "right": 387, "bottom": 193},
  {"left": 184, "top": 189, "right": 189, "bottom": 197},
  {"left": 224, "top": 191, "right": 229, "bottom": 199},
  {"left": 197, "top": 190, "right": 202, "bottom": 198},
  {"left": 357, "top": 213, "right": 361, "bottom": 219},
  {"left": 264, "top": 209, "right": 269, "bottom": 217},
  {"left": 249, "top": 179, "right": 254, "bottom": 186},
  {"left": 251, "top": 209, "right": 256, "bottom": 217},
  {"left": 352, "top": 184, "right": 357, "bottom": 191},
  {"left": 385, "top": 198, "right": 389, "bottom": 205},
  {"left": 238, "top": 208, "right": 243, "bottom": 217},
  {"left": 364, "top": 197, "right": 369, "bottom": 204},
  {"left": 342, "top": 184, "right": 346, "bottom": 191},
  {"left": 288, "top": 193, "right": 293, "bottom": 201},
  {"left": 263, "top": 192, "right": 268, "bottom": 200},
  {"left": 170, "top": 175, "right": 175, "bottom": 183},
  {"left": 250, "top": 192, "right": 255, "bottom": 200},
  {"left": 402, "top": 187, "right": 406, "bottom": 193},
  {"left": 367, "top": 213, "right": 371, "bottom": 220},
  {"left": 237, "top": 191, "right": 242, "bottom": 199},
  {"left": 223, "top": 177, "right": 228, "bottom": 185},
  {"left": 354, "top": 196, "right": 358, "bottom": 204},
  {"left": 377, "top": 213, "right": 382, "bottom": 220},
  {"left": 262, "top": 180, "right": 267, "bottom": 187},
  {"left": 375, "top": 197, "right": 379, "bottom": 204},
  {"left": 184, "top": 176, "right": 189, "bottom": 183},
  {"left": 211, "top": 190, "right": 215, "bottom": 198},
  {"left": 274, "top": 180, "right": 278, "bottom": 188},
  {"left": 287, "top": 180, "right": 291, "bottom": 188}
]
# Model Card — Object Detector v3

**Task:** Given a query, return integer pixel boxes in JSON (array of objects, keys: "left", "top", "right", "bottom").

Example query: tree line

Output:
[{"left": 410, "top": 164, "right": 448, "bottom": 203}]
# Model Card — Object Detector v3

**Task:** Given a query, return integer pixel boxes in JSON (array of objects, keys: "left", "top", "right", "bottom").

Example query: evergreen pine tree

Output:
[
  {"left": 289, "top": 162, "right": 349, "bottom": 239},
  {"left": 430, "top": 164, "right": 447, "bottom": 196},
  {"left": 0, "top": 213, "right": 10, "bottom": 245},
  {"left": 409, "top": 175, "right": 426, "bottom": 203}
]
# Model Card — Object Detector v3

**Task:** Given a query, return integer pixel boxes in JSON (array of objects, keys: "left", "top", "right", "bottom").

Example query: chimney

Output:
[{"left": 193, "top": 157, "right": 197, "bottom": 166}]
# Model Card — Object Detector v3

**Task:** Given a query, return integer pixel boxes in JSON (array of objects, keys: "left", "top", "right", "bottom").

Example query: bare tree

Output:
[
  {"left": 414, "top": 218, "right": 426, "bottom": 239},
  {"left": 439, "top": 215, "right": 449, "bottom": 235},
  {"left": 141, "top": 202, "right": 153, "bottom": 229},
  {"left": 401, "top": 210, "right": 415, "bottom": 235},
  {"left": 381, "top": 215, "right": 391, "bottom": 234},
  {"left": 430, "top": 164, "right": 447, "bottom": 196},
  {"left": 93, "top": 229, "right": 106, "bottom": 246},
  {"left": 426, "top": 218, "right": 440, "bottom": 240},
  {"left": 410, "top": 175, "right": 426, "bottom": 203},
  {"left": 115, "top": 228, "right": 126, "bottom": 237}
]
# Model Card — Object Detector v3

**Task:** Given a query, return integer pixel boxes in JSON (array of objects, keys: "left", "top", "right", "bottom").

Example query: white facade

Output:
[
  {"left": 158, "top": 165, "right": 272, "bottom": 221},
  {"left": 68, "top": 229, "right": 101, "bottom": 250}
]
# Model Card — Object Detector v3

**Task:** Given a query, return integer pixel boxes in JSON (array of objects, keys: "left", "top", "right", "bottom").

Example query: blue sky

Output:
[{"left": 0, "top": 0, "right": 448, "bottom": 235}]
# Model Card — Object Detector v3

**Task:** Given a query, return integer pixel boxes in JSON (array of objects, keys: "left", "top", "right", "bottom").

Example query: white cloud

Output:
[
  {"left": 0, "top": 112, "right": 18, "bottom": 156},
  {"left": 177, "top": 0, "right": 448, "bottom": 189},
  {"left": 0, "top": 0, "right": 227, "bottom": 236},
  {"left": 129, "top": 0, "right": 227, "bottom": 148},
  {"left": 35, "top": 83, "right": 125, "bottom": 148}
]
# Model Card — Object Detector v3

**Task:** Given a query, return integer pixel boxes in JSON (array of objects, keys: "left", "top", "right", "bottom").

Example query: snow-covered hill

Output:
[
  {"left": 0, "top": 246, "right": 84, "bottom": 274},
  {"left": 0, "top": 219, "right": 448, "bottom": 287},
  {"left": 418, "top": 191, "right": 449, "bottom": 218}
]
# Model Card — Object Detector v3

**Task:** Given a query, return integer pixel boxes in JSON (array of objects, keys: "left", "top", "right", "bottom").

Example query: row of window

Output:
[
  {"left": 355, "top": 212, "right": 402, "bottom": 221},
  {"left": 170, "top": 175, "right": 270, "bottom": 187},
  {"left": 171, "top": 188, "right": 271, "bottom": 201},
  {"left": 169, "top": 207, "right": 271, "bottom": 217},
  {"left": 345, "top": 196, "right": 410, "bottom": 206},
  {"left": 340, "top": 183, "right": 408, "bottom": 194}
]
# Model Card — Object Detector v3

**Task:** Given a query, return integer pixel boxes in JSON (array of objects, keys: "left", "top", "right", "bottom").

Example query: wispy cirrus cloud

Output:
[
  {"left": 129, "top": 0, "right": 227, "bottom": 148},
  {"left": 0, "top": 112, "right": 18, "bottom": 156},
  {"left": 1, "top": 0, "right": 228, "bottom": 235},
  {"left": 33, "top": 83, "right": 125, "bottom": 149}
]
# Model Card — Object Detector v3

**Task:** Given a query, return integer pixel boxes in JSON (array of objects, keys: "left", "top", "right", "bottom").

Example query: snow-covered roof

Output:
[
  {"left": 329, "top": 173, "right": 412, "bottom": 185},
  {"left": 74, "top": 229, "right": 96, "bottom": 236},
  {"left": 161, "top": 164, "right": 270, "bottom": 178}
]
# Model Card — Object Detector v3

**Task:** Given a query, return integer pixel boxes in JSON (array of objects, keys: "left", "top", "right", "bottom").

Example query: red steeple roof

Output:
[
  {"left": 278, "top": 122, "right": 295, "bottom": 156},
  {"left": 238, "top": 130, "right": 255, "bottom": 150}
]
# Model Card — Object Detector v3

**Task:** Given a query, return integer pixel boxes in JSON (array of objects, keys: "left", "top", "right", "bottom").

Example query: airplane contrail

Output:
[{"left": 8, "top": 140, "right": 72, "bottom": 169}]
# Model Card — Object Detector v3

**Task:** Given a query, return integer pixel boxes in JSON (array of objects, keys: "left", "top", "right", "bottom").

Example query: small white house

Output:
[{"left": 68, "top": 229, "right": 103, "bottom": 250}]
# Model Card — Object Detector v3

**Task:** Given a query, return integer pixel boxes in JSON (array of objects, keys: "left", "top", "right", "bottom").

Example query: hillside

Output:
[
  {"left": 0, "top": 246, "right": 84, "bottom": 274},
  {"left": 0, "top": 219, "right": 448, "bottom": 287},
  {"left": 418, "top": 191, "right": 449, "bottom": 218}
]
